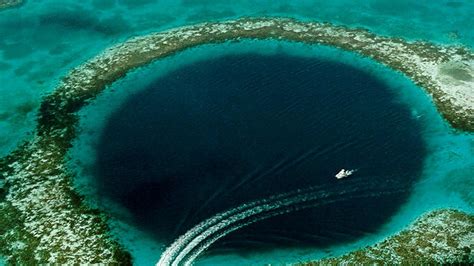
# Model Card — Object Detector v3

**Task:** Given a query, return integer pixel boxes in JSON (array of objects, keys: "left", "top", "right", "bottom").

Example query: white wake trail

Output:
[
  {"left": 182, "top": 189, "right": 401, "bottom": 266},
  {"left": 157, "top": 180, "right": 404, "bottom": 266},
  {"left": 157, "top": 184, "right": 327, "bottom": 266}
]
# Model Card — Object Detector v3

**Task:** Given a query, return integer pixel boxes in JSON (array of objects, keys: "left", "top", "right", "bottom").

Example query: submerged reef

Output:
[
  {"left": 0, "top": 0, "right": 22, "bottom": 10},
  {"left": 304, "top": 209, "right": 474, "bottom": 264},
  {"left": 0, "top": 17, "right": 473, "bottom": 264}
]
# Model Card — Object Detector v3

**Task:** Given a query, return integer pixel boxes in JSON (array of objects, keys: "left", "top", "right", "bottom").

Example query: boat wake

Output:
[{"left": 157, "top": 179, "right": 406, "bottom": 266}]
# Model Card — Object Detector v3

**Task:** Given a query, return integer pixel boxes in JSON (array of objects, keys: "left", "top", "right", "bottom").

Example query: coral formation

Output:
[
  {"left": 0, "top": 0, "right": 22, "bottom": 10},
  {"left": 302, "top": 209, "right": 473, "bottom": 264}
]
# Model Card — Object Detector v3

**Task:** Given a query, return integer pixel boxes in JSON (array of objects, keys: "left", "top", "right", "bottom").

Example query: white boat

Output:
[{"left": 335, "top": 168, "right": 356, "bottom": 179}]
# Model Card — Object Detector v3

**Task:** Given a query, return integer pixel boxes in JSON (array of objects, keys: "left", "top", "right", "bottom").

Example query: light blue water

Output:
[
  {"left": 1, "top": 0, "right": 474, "bottom": 156},
  {"left": 68, "top": 41, "right": 473, "bottom": 265},
  {"left": 2, "top": 1, "right": 473, "bottom": 265}
]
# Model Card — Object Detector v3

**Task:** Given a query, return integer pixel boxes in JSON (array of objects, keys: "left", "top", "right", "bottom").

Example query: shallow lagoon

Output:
[{"left": 68, "top": 41, "right": 473, "bottom": 265}]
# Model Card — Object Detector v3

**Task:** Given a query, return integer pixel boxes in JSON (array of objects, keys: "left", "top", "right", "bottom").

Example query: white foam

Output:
[
  {"left": 157, "top": 180, "right": 403, "bottom": 266},
  {"left": 156, "top": 185, "right": 323, "bottom": 266}
]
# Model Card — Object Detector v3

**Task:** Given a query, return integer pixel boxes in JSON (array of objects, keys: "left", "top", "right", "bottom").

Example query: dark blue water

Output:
[{"left": 95, "top": 53, "right": 425, "bottom": 256}]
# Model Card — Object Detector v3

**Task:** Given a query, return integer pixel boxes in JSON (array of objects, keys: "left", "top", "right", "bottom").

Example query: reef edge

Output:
[{"left": 301, "top": 209, "right": 474, "bottom": 265}]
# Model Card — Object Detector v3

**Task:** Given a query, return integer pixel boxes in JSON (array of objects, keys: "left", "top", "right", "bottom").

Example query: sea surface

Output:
[
  {"left": 97, "top": 51, "right": 423, "bottom": 260},
  {"left": 69, "top": 41, "right": 473, "bottom": 265},
  {"left": 1, "top": 1, "right": 473, "bottom": 265}
]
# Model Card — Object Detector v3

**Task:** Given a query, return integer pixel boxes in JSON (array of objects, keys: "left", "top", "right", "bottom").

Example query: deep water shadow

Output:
[{"left": 94, "top": 53, "right": 426, "bottom": 255}]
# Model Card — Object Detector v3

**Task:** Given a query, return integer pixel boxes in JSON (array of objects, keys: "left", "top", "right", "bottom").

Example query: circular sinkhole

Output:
[{"left": 81, "top": 52, "right": 426, "bottom": 262}]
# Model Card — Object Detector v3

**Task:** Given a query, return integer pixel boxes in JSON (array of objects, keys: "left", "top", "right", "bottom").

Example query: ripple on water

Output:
[{"left": 83, "top": 52, "right": 426, "bottom": 263}]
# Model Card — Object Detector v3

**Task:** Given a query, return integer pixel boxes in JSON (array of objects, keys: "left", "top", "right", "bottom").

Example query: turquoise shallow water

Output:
[
  {"left": 1, "top": 1, "right": 473, "bottom": 265},
  {"left": 68, "top": 41, "right": 473, "bottom": 265}
]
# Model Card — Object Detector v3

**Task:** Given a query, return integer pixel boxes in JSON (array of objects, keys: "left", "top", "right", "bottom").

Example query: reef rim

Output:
[{"left": 0, "top": 17, "right": 473, "bottom": 264}]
